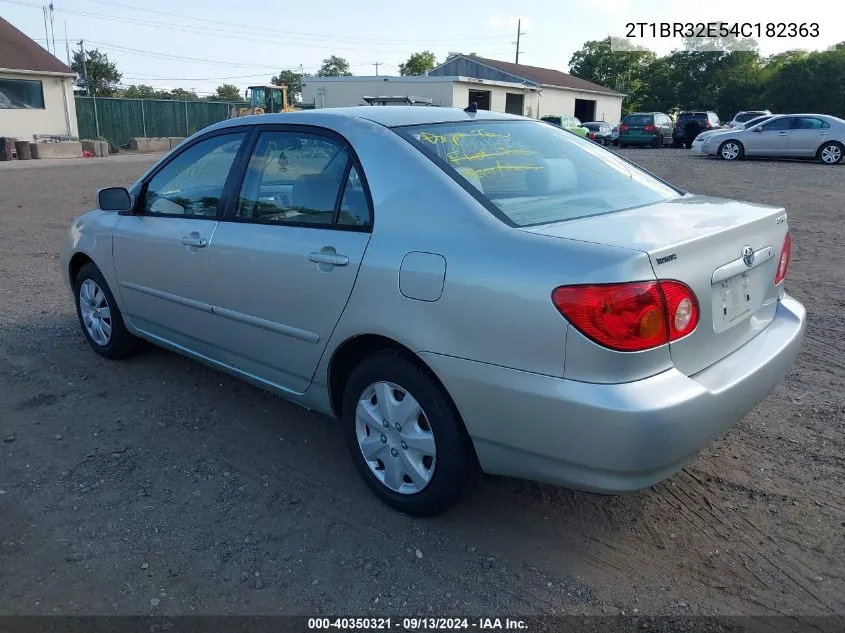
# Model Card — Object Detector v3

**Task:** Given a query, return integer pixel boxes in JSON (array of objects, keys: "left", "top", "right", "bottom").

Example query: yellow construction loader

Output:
[{"left": 229, "top": 85, "right": 299, "bottom": 118}]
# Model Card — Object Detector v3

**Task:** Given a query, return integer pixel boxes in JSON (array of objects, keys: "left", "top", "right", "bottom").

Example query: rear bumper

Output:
[
  {"left": 421, "top": 295, "right": 806, "bottom": 493},
  {"left": 619, "top": 135, "right": 657, "bottom": 145}
]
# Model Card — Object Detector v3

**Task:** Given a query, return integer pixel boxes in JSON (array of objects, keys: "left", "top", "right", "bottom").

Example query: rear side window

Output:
[
  {"left": 396, "top": 120, "right": 680, "bottom": 227},
  {"left": 623, "top": 114, "right": 653, "bottom": 125}
]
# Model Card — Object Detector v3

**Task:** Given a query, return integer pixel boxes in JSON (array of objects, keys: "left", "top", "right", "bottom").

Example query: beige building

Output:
[
  {"left": 0, "top": 17, "right": 78, "bottom": 141},
  {"left": 302, "top": 55, "right": 624, "bottom": 124}
]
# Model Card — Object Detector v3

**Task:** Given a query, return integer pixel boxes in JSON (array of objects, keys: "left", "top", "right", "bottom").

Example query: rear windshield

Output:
[
  {"left": 735, "top": 112, "right": 767, "bottom": 123},
  {"left": 622, "top": 114, "right": 653, "bottom": 125},
  {"left": 677, "top": 112, "right": 708, "bottom": 121},
  {"left": 583, "top": 122, "right": 601, "bottom": 130},
  {"left": 395, "top": 120, "right": 681, "bottom": 227}
]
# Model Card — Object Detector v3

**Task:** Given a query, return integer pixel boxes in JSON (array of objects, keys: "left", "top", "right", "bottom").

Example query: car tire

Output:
[
  {"left": 672, "top": 140, "right": 682, "bottom": 148},
  {"left": 718, "top": 140, "right": 743, "bottom": 161},
  {"left": 652, "top": 135, "right": 663, "bottom": 148},
  {"left": 341, "top": 351, "right": 475, "bottom": 517},
  {"left": 619, "top": 143, "right": 627, "bottom": 149},
  {"left": 74, "top": 262, "right": 142, "bottom": 360},
  {"left": 817, "top": 141, "right": 843, "bottom": 165}
]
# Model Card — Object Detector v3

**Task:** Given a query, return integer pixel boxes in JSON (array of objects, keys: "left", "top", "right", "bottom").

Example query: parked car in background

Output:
[
  {"left": 691, "top": 113, "right": 844, "bottom": 164},
  {"left": 673, "top": 111, "right": 721, "bottom": 148},
  {"left": 541, "top": 114, "right": 589, "bottom": 138},
  {"left": 610, "top": 123, "right": 620, "bottom": 146},
  {"left": 726, "top": 110, "right": 772, "bottom": 129},
  {"left": 61, "top": 106, "right": 805, "bottom": 516},
  {"left": 618, "top": 112, "right": 674, "bottom": 148},
  {"left": 582, "top": 121, "right": 613, "bottom": 146},
  {"left": 691, "top": 114, "right": 774, "bottom": 150}
]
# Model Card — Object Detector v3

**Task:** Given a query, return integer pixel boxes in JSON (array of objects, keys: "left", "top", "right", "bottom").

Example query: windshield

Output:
[
  {"left": 395, "top": 120, "right": 681, "bottom": 227},
  {"left": 742, "top": 115, "right": 772, "bottom": 128},
  {"left": 735, "top": 112, "right": 767, "bottom": 123}
]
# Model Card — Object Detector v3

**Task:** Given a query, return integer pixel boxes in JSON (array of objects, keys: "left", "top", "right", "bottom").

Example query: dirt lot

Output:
[{"left": 0, "top": 149, "right": 843, "bottom": 618}]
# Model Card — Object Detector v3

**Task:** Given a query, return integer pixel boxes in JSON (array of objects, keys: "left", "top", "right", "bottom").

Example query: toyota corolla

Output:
[{"left": 60, "top": 107, "right": 806, "bottom": 516}]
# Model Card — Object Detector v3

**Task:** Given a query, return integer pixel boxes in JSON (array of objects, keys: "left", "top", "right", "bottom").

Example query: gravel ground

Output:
[{"left": 0, "top": 149, "right": 842, "bottom": 618}]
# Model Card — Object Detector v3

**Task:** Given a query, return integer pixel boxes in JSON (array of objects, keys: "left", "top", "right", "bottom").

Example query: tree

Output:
[
  {"left": 445, "top": 52, "right": 477, "bottom": 62},
  {"left": 399, "top": 50, "right": 437, "bottom": 76},
  {"left": 214, "top": 84, "right": 243, "bottom": 101},
  {"left": 71, "top": 48, "right": 122, "bottom": 96},
  {"left": 166, "top": 88, "right": 199, "bottom": 101},
  {"left": 569, "top": 37, "right": 656, "bottom": 113},
  {"left": 121, "top": 84, "right": 162, "bottom": 99},
  {"left": 317, "top": 56, "right": 352, "bottom": 77},
  {"left": 271, "top": 70, "right": 305, "bottom": 105}
]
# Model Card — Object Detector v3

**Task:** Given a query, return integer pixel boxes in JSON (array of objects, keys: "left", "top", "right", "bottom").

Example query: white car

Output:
[
  {"left": 691, "top": 113, "right": 845, "bottom": 164},
  {"left": 725, "top": 110, "right": 772, "bottom": 129}
]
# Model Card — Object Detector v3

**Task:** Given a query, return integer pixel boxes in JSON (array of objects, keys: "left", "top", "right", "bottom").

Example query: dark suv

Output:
[{"left": 673, "top": 111, "right": 721, "bottom": 148}]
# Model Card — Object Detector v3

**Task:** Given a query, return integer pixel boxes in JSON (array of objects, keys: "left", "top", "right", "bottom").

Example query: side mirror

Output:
[{"left": 98, "top": 186, "right": 133, "bottom": 212}]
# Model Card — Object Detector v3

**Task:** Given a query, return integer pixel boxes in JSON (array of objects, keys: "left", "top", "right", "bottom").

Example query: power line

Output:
[{"left": 82, "top": 0, "right": 509, "bottom": 44}]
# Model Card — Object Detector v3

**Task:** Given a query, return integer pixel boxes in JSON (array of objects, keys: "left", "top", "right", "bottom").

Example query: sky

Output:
[{"left": 2, "top": 0, "right": 843, "bottom": 97}]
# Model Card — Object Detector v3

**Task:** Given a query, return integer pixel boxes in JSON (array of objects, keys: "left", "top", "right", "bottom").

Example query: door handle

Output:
[
  {"left": 181, "top": 235, "right": 208, "bottom": 248},
  {"left": 777, "top": 132, "right": 788, "bottom": 136},
  {"left": 308, "top": 251, "right": 349, "bottom": 266},
  {"left": 819, "top": 131, "right": 830, "bottom": 136}
]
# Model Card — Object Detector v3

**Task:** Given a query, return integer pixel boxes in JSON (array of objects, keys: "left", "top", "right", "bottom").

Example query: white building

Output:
[
  {"left": 0, "top": 17, "right": 78, "bottom": 140},
  {"left": 301, "top": 55, "right": 624, "bottom": 124}
]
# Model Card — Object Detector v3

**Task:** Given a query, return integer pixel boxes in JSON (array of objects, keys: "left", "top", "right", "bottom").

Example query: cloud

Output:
[{"left": 581, "top": 0, "right": 632, "bottom": 13}]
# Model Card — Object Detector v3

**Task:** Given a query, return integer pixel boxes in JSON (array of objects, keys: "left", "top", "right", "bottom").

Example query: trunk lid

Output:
[{"left": 521, "top": 195, "right": 789, "bottom": 376}]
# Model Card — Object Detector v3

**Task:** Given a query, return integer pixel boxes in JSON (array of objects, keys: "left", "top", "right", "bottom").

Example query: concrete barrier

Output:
[
  {"left": 129, "top": 137, "right": 170, "bottom": 153},
  {"left": 97, "top": 140, "right": 110, "bottom": 157},
  {"left": 81, "top": 139, "right": 103, "bottom": 157},
  {"left": 29, "top": 141, "right": 83, "bottom": 159},
  {"left": 168, "top": 137, "right": 186, "bottom": 149}
]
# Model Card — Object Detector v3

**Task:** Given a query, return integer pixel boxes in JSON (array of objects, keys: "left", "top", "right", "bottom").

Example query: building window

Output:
[{"left": 0, "top": 78, "right": 46, "bottom": 109}]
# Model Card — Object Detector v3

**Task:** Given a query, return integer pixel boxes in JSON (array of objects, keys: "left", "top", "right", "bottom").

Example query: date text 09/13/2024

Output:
[
  {"left": 308, "top": 618, "right": 528, "bottom": 630},
  {"left": 625, "top": 22, "right": 820, "bottom": 39}
]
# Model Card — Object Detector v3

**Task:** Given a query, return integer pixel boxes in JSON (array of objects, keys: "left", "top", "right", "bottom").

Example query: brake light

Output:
[
  {"left": 619, "top": 124, "right": 629, "bottom": 132},
  {"left": 551, "top": 280, "right": 699, "bottom": 352},
  {"left": 643, "top": 124, "right": 656, "bottom": 132},
  {"left": 705, "top": 121, "right": 712, "bottom": 129},
  {"left": 774, "top": 231, "right": 792, "bottom": 284}
]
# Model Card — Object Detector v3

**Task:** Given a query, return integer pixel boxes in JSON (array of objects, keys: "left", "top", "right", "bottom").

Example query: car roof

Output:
[{"left": 206, "top": 106, "right": 523, "bottom": 132}]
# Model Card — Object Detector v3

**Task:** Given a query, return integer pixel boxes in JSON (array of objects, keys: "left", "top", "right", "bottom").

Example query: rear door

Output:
[
  {"left": 787, "top": 116, "right": 831, "bottom": 156},
  {"left": 744, "top": 116, "right": 794, "bottom": 156},
  {"left": 207, "top": 126, "right": 373, "bottom": 393}
]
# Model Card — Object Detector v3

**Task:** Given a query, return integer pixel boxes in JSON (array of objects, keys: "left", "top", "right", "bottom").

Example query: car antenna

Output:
[{"left": 464, "top": 102, "right": 478, "bottom": 113}]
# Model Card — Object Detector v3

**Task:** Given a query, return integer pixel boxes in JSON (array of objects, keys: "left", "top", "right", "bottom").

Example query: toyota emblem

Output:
[{"left": 741, "top": 245, "right": 755, "bottom": 267}]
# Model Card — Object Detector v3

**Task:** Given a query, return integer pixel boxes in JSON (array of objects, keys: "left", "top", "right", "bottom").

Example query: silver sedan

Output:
[
  {"left": 60, "top": 107, "right": 806, "bottom": 516},
  {"left": 691, "top": 113, "right": 845, "bottom": 164}
]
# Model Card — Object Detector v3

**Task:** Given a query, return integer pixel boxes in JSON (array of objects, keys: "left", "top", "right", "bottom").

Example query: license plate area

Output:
[{"left": 711, "top": 270, "right": 765, "bottom": 334}]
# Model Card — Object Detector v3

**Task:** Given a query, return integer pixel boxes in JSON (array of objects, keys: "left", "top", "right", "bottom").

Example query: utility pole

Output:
[
  {"left": 373, "top": 62, "right": 382, "bottom": 76},
  {"left": 514, "top": 18, "right": 526, "bottom": 64},
  {"left": 78, "top": 40, "right": 89, "bottom": 96},
  {"left": 64, "top": 20, "right": 70, "bottom": 66},
  {"left": 49, "top": 3, "right": 57, "bottom": 60},
  {"left": 42, "top": 6, "right": 51, "bottom": 54}
]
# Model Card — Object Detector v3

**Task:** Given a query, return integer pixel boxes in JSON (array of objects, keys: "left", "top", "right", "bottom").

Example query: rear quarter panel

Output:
[{"left": 315, "top": 118, "right": 661, "bottom": 385}]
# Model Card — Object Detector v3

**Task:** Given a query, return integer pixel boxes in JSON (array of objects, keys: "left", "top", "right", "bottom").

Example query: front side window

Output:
[
  {"left": 143, "top": 132, "right": 245, "bottom": 217},
  {"left": 761, "top": 117, "right": 794, "bottom": 132},
  {"left": 0, "top": 78, "right": 45, "bottom": 109},
  {"left": 397, "top": 120, "right": 680, "bottom": 227},
  {"left": 236, "top": 130, "right": 368, "bottom": 227}
]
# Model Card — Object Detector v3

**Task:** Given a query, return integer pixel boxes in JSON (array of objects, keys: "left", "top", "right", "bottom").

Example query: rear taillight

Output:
[
  {"left": 619, "top": 124, "right": 629, "bottom": 132},
  {"left": 774, "top": 231, "right": 792, "bottom": 285},
  {"left": 551, "top": 280, "right": 699, "bottom": 352},
  {"left": 705, "top": 121, "right": 712, "bottom": 128},
  {"left": 644, "top": 124, "right": 656, "bottom": 132}
]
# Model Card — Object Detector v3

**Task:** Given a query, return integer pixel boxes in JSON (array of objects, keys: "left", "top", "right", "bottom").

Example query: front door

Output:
[
  {"left": 112, "top": 131, "right": 248, "bottom": 357},
  {"left": 744, "top": 116, "right": 794, "bottom": 156},
  {"left": 208, "top": 128, "right": 372, "bottom": 393}
]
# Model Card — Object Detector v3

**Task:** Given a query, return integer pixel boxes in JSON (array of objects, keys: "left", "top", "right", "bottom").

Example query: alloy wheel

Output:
[
  {"left": 78, "top": 279, "right": 112, "bottom": 346},
  {"left": 821, "top": 144, "right": 842, "bottom": 164}
]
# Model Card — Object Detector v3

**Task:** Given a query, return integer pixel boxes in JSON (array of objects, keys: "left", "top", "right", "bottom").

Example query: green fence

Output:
[{"left": 75, "top": 97, "right": 248, "bottom": 147}]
